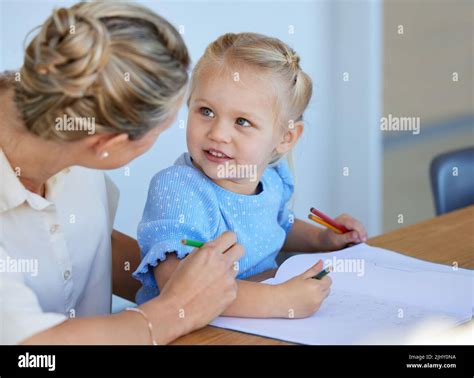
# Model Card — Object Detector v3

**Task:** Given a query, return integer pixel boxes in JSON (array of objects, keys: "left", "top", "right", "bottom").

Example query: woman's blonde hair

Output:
[
  {"left": 14, "top": 1, "right": 190, "bottom": 141},
  {"left": 189, "top": 32, "right": 313, "bottom": 164}
]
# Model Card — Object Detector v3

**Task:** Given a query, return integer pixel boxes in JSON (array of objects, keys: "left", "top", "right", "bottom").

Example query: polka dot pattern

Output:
[{"left": 133, "top": 153, "right": 295, "bottom": 304}]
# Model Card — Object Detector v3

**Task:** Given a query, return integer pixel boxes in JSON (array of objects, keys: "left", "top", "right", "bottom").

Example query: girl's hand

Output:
[
  {"left": 274, "top": 260, "right": 332, "bottom": 319},
  {"left": 317, "top": 213, "right": 367, "bottom": 251}
]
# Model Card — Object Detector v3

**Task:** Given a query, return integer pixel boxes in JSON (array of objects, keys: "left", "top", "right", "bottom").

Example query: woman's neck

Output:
[{"left": 0, "top": 87, "right": 73, "bottom": 196}]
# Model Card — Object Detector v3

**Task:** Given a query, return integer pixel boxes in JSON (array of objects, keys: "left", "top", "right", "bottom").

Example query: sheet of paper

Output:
[
  {"left": 210, "top": 244, "right": 473, "bottom": 345},
  {"left": 275, "top": 243, "right": 473, "bottom": 277}
]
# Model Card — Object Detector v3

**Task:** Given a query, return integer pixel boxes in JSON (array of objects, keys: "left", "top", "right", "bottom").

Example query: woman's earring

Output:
[{"left": 101, "top": 151, "right": 110, "bottom": 159}]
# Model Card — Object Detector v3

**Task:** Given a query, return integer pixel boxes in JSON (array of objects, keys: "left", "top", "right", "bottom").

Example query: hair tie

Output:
[
  {"left": 34, "top": 64, "right": 49, "bottom": 75},
  {"left": 284, "top": 51, "right": 300, "bottom": 71}
]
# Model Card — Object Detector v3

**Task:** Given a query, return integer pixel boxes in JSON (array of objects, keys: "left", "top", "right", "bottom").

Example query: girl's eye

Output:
[
  {"left": 199, "top": 107, "right": 215, "bottom": 118},
  {"left": 236, "top": 117, "right": 251, "bottom": 128}
]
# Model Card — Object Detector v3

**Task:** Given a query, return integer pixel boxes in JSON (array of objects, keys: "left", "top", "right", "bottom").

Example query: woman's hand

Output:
[
  {"left": 274, "top": 260, "right": 332, "bottom": 319},
  {"left": 20, "top": 231, "right": 243, "bottom": 346},
  {"left": 316, "top": 213, "right": 367, "bottom": 251},
  {"left": 157, "top": 231, "right": 244, "bottom": 338}
]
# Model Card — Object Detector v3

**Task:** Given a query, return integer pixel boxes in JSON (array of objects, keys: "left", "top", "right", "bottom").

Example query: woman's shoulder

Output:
[
  {"left": 62, "top": 167, "right": 118, "bottom": 208},
  {"left": 67, "top": 166, "right": 108, "bottom": 186}
]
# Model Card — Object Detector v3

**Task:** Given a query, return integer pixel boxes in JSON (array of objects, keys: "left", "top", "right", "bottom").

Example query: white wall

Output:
[
  {"left": 1, "top": 0, "right": 383, "bottom": 238},
  {"left": 328, "top": 0, "right": 383, "bottom": 236}
]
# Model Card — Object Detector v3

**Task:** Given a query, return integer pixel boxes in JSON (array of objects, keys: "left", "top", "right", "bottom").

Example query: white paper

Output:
[{"left": 210, "top": 244, "right": 473, "bottom": 345}]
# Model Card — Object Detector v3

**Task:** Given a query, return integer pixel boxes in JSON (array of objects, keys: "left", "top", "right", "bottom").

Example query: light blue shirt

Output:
[{"left": 133, "top": 153, "right": 294, "bottom": 304}]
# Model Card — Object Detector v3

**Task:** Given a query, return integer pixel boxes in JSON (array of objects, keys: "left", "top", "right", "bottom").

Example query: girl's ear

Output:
[{"left": 275, "top": 121, "right": 304, "bottom": 155}]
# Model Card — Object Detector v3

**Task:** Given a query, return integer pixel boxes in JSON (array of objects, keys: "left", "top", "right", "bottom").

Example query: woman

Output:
[{"left": 0, "top": 1, "right": 243, "bottom": 345}]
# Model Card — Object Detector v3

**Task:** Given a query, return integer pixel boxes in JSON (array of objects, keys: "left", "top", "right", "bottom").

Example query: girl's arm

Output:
[
  {"left": 154, "top": 255, "right": 331, "bottom": 318},
  {"left": 281, "top": 219, "right": 324, "bottom": 252},
  {"left": 282, "top": 217, "right": 367, "bottom": 253},
  {"left": 155, "top": 255, "right": 280, "bottom": 317}
]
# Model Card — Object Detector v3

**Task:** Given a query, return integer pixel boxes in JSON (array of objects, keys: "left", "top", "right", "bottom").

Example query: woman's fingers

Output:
[
  {"left": 207, "top": 231, "right": 244, "bottom": 271},
  {"left": 158, "top": 233, "right": 244, "bottom": 335},
  {"left": 206, "top": 231, "right": 237, "bottom": 253},
  {"left": 224, "top": 244, "right": 244, "bottom": 276}
]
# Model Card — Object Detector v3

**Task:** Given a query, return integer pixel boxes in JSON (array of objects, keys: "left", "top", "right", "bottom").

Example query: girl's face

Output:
[{"left": 186, "top": 64, "right": 284, "bottom": 195}]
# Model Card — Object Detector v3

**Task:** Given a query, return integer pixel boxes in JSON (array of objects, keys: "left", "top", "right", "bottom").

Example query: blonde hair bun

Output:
[
  {"left": 32, "top": 7, "right": 110, "bottom": 98},
  {"left": 15, "top": 2, "right": 190, "bottom": 141}
]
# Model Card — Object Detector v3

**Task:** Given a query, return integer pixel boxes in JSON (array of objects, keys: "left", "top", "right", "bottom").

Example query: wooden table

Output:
[{"left": 171, "top": 205, "right": 474, "bottom": 345}]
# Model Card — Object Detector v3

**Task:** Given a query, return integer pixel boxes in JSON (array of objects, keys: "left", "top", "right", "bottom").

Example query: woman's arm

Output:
[
  {"left": 111, "top": 229, "right": 142, "bottom": 302},
  {"left": 154, "top": 255, "right": 330, "bottom": 318},
  {"left": 22, "top": 232, "right": 243, "bottom": 344},
  {"left": 155, "top": 256, "right": 280, "bottom": 317},
  {"left": 21, "top": 296, "right": 183, "bottom": 345}
]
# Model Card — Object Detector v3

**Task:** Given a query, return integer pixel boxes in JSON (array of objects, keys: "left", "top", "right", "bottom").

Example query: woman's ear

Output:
[
  {"left": 275, "top": 120, "right": 304, "bottom": 155},
  {"left": 96, "top": 133, "right": 130, "bottom": 158},
  {"left": 80, "top": 133, "right": 130, "bottom": 159}
]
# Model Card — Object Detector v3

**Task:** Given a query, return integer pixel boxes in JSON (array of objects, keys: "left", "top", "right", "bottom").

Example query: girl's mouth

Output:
[{"left": 204, "top": 148, "right": 232, "bottom": 163}]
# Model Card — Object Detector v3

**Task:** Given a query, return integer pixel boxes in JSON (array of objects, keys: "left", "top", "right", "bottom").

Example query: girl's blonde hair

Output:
[
  {"left": 189, "top": 32, "right": 313, "bottom": 164},
  {"left": 14, "top": 1, "right": 190, "bottom": 141}
]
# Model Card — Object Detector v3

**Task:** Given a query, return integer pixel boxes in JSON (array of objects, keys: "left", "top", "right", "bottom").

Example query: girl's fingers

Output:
[
  {"left": 336, "top": 215, "right": 367, "bottom": 242},
  {"left": 319, "top": 275, "right": 332, "bottom": 289},
  {"left": 350, "top": 219, "right": 367, "bottom": 241},
  {"left": 342, "top": 231, "right": 359, "bottom": 244},
  {"left": 301, "top": 260, "right": 323, "bottom": 279}
]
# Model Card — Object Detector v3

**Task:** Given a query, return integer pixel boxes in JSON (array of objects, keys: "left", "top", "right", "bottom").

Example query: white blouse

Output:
[{"left": 0, "top": 148, "right": 119, "bottom": 344}]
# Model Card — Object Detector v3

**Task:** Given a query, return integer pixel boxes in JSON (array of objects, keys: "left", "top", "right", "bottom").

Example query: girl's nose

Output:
[{"left": 207, "top": 121, "right": 232, "bottom": 144}]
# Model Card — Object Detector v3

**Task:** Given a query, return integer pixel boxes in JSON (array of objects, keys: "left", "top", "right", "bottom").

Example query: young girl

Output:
[{"left": 133, "top": 33, "right": 367, "bottom": 318}]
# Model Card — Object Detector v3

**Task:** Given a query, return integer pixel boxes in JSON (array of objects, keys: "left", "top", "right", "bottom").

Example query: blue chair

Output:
[{"left": 430, "top": 146, "right": 474, "bottom": 215}]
